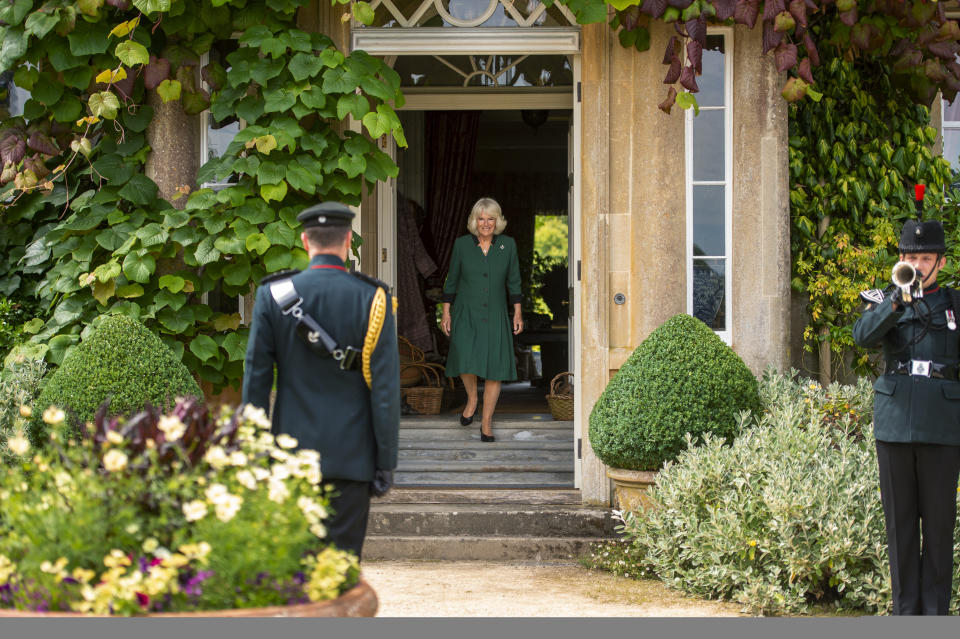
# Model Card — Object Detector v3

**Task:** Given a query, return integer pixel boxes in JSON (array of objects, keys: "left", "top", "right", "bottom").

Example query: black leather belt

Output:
[{"left": 891, "top": 359, "right": 958, "bottom": 380}]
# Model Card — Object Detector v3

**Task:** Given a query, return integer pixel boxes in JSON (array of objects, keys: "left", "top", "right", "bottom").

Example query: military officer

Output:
[
  {"left": 853, "top": 210, "right": 960, "bottom": 615},
  {"left": 242, "top": 201, "right": 400, "bottom": 560}
]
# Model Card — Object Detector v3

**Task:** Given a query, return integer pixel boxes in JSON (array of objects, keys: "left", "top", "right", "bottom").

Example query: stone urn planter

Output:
[
  {"left": 606, "top": 468, "right": 657, "bottom": 513},
  {"left": 0, "top": 579, "right": 378, "bottom": 618}
]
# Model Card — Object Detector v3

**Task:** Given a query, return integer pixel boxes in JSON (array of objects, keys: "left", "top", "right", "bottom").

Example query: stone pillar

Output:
[
  {"left": 144, "top": 91, "right": 200, "bottom": 207},
  {"left": 730, "top": 26, "right": 790, "bottom": 375}
]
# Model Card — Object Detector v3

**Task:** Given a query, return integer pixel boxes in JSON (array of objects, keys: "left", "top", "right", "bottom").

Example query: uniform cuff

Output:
[
  {"left": 508, "top": 294, "right": 523, "bottom": 305},
  {"left": 442, "top": 292, "right": 456, "bottom": 303}
]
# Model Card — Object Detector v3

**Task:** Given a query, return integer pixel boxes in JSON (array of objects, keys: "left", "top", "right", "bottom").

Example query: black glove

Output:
[
  {"left": 891, "top": 287, "right": 914, "bottom": 307},
  {"left": 370, "top": 469, "right": 393, "bottom": 497}
]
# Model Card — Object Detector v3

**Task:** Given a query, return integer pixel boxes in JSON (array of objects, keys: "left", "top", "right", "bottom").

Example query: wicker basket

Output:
[
  {"left": 400, "top": 362, "right": 452, "bottom": 415},
  {"left": 546, "top": 371, "right": 574, "bottom": 421},
  {"left": 399, "top": 336, "right": 426, "bottom": 387}
]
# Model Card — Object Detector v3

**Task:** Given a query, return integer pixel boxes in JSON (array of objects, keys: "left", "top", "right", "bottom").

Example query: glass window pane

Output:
[
  {"left": 697, "top": 35, "right": 725, "bottom": 107},
  {"left": 693, "top": 109, "right": 724, "bottom": 181},
  {"left": 944, "top": 98, "right": 960, "bottom": 123},
  {"left": 693, "top": 258, "right": 725, "bottom": 330},
  {"left": 943, "top": 130, "right": 960, "bottom": 171},
  {"left": 0, "top": 70, "right": 29, "bottom": 119},
  {"left": 366, "top": 0, "right": 576, "bottom": 27},
  {"left": 395, "top": 54, "right": 572, "bottom": 88},
  {"left": 693, "top": 185, "right": 725, "bottom": 257}
]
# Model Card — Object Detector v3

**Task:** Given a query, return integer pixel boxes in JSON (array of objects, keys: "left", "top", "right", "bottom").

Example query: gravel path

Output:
[{"left": 362, "top": 560, "right": 746, "bottom": 617}]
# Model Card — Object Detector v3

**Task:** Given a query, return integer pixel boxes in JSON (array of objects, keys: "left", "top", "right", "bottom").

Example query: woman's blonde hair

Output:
[{"left": 466, "top": 197, "right": 507, "bottom": 235}]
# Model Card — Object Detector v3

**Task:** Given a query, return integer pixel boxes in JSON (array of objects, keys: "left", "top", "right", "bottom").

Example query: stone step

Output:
[
  {"left": 398, "top": 447, "right": 573, "bottom": 463},
  {"left": 397, "top": 459, "right": 571, "bottom": 473},
  {"left": 368, "top": 503, "right": 616, "bottom": 537},
  {"left": 363, "top": 535, "right": 605, "bottom": 562},
  {"left": 394, "top": 470, "right": 574, "bottom": 487},
  {"left": 399, "top": 428, "right": 573, "bottom": 442},
  {"left": 401, "top": 415, "right": 571, "bottom": 429},
  {"left": 399, "top": 440, "right": 572, "bottom": 450},
  {"left": 373, "top": 488, "right": 583, "bottom": 505}
]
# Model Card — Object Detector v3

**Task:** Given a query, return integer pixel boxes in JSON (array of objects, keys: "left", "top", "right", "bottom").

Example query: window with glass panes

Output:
[
  {"left": 943, "top": 97, "right": 960, "bottom": 170},
  {"left": 686, "top": 31, "right": 731, "bottom": 341}
]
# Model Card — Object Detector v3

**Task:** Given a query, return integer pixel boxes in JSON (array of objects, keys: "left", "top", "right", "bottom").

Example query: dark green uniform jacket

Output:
[
  {"left": 442, "top": 234, "right": 522, "bottom": 381},
  {"left": 853, "top": 286, "right": 960, "bottom": 445},
  {"left": 242, "top": 253, "right": 400, "bottom": 482}
]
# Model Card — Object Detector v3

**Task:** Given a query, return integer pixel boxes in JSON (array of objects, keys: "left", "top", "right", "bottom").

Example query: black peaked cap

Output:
[
  {"left": 297, "top": 202, "right": 355, "bottom": 228},
  {"left": 899, "top": 219, "right": 946, "bottom": 253}
]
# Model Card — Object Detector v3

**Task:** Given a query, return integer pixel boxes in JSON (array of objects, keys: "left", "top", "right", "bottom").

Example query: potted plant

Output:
[
  {"left": 0, "top": 397, "right": 376, "bottom": 617},
  {"left": 588, "top": 314, "right": 760, "bottom": 513}
]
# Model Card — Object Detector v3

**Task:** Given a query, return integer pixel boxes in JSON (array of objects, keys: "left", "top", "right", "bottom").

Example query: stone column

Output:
[
  {"left": 144, "top": 90, "right": 200, "bottom": 207},
  {"left": 730, "top": 26, "right": 790, "bottom": 375}
]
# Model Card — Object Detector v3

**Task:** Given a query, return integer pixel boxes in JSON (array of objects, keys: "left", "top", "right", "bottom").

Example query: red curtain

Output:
[{"left": 425, "top": 111, "right": 482, "bottom": 275}]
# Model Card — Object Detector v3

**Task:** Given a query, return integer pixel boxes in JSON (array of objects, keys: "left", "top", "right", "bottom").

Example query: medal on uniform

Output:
[
  {"left": 947, "top": 309, "right": 956, "bottom": 331},
  {"left": 500, "top": 244, "right": 504, "bottom": 250}
]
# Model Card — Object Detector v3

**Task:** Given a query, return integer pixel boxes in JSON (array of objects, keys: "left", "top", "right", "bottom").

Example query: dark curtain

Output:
[{"left": 425, "top": 111, "right": 482, "bottom": 275}]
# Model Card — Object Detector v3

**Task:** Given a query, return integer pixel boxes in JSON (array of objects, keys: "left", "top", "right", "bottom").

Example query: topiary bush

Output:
[
  {"left": 588, "top": 313, "right": 760, "bottom": 471},
  {"left": 31, "top": 315, "right": 202, "bottom": 443}
]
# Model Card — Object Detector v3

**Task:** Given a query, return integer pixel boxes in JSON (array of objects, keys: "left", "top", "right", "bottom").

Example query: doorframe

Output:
[{"left": 364, "top": 39, "right": 583, "bottom": 492}]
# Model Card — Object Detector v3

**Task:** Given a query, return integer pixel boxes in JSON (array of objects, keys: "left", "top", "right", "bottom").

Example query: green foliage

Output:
[
  {"left": 588, "top": 313, "right": 760, "bottom": 471},
  {"left": 0, "top": 295, "right": 41, "bottom": 362},
  {"left": 0, "top": 357, "right": 46, "bottom": 463},
  {"left": 587, "top": 370, "right": 959, "bottom": 616},
  {"left": 31, "top": 315, "right": 202, "bottom": 442},
  {"left": 0, "top": 400, "right": 357, "bottom": 614},
  {"left": 0, "top": 0, "right": 405, "bottom": 392},
  {"left": 789, "top": 43, "right": 954, "bottom": 377}
]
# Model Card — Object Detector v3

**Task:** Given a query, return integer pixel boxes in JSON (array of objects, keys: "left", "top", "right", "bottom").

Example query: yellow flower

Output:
[
  {"left": 158, "top": 415, "right": 186, "bottom": 441},
  {"left": 182, "top": 500, "right": 208, "bottom": 522},
  {"left": 204, "top": 446, "right": 230, "bottom": 469},
  {"left": 230, "top": 451, "right": 248, "bottom": 466},
  {"left": 103, "top": 549, "right": 131, "bottom": 569},
  {"left": 7, "top": 434, "right": 30, "bottom": 457},
  {"left": 142, "top": 537, "right": 160, "bottom": 553},
  {"left": 125, "top": 523, "right": 140, "bottom": 535},
  {"left": 214, "top": 494, "right": 243, "bottom": 522},
  {"left": 105, "top": 430, "right": 124, "bottom": 445},
  {"left": 71, "top": 567, "right": 95, "bottom": 584},
  {"left": 236, "top": 470, "right": 257, "bottom": 490},
  {"left": 205, "top": 483, "right": 230, "bottom": 503},
  {"left": 102, "top": 449, "right": 128, "bottom": 472},
  {"left": 18, "top": 405, "right": 31, "bottom": 418},
  {"left": 748, "top": 540, "right": 757, "bottom": 547},
  {"left": 0, "top": 555, "right": 16, "bottom": 585},
  {"left": 42, "top": 406, "right": 65, "bottom": 425}
]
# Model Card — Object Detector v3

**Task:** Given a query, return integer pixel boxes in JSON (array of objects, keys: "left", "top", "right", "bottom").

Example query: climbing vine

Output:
[{"left": 0, "top": 0, "right": 404, "bottom": 391}]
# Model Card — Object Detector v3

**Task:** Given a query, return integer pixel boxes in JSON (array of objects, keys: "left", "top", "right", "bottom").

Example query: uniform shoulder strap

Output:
[
  {"left": 260, "top": 269, "right": 300, "bottom": 285},
  {"left": 351, "top": 270, "right": 389, "bottom": 291}
]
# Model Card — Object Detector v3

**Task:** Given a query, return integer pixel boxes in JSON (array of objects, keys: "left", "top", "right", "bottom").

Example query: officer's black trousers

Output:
[
  {"left": 326, "top": 479, "right": 372, "bottom": 561},
  {"left": 875, "top": 441, "right": 960, "bottom": 615}
]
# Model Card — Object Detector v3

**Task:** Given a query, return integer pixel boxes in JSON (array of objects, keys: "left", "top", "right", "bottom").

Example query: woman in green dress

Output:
[{"left": 441, "top": 198, "right": 523, "bottom": 442}]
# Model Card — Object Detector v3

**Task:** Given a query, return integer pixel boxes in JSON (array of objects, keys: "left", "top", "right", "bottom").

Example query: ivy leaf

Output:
[
  {"left": 0, "top": 133, "right": 26, "bottom": 166},
  {"left": 118, "top": 174, "right": 159, "bottom": 206},
  {"left": 678, "top": 64, "right": 699, "bottom": 92},
  {"left": 256, "top": 160, "right": 286, "bottom": 185},
  {"left": 122, "top": 252, "right": 156, "bottom": 283},
  {"left": 264, "top": 245, "right": 293, "bottom": 271},
  {"left": 713, "top": 0, "right": 736, "bottom": 20},
  {"left": 52, "top": 94, "right": 84, "bottom": 123},
  {"left": 781, "top": 76, "right": 808, "bottom": 102},
  {"left": 775, "top": 42, "right": 798, "bottom": 73},
  {"left": 158, "top": 274, "right": 187, "bottom": 293},
  {"left": 319, "top": 48, "right": 345, "bottom": 69},
  {"left": 761, "top": 19, "right": 783, "bottom": 55},
  {"left": 131, "top": 0, "right": 172, "bottom": 15},
  {"left": 221, "top": 331, "right": 246, "bottom": 360},
  {"left": 337, "top": 154, "right": 366, "bottom": 179},
  {"left": 260, "top": 181, "right": 288, "bottom": 202},
  {"left": 762, "top": 0, "right": 786, "bottom": 21},
  {"left": 88, "top": 91, "right": 121, "bottom": 119},
  {"left": 25, "top": 11, "right": 60, "bottom": 39},
  {"left": 285, "top": 162, "right": 318, "bottom": 194},
  {"left": 675, "top": 90, "right": 699, "bottom": 115},
  {"left": 289, "top": 52, "right": 325, "bottom": 81},
  {"left": 686, "top": 40, "right": 702, "bottom": 75},
  {"left": 213, "top": 314, "right": 243, "bottom": 332},
  {"left": 223, "top": 262, "right": 251, "bottom": 286},
  {"left": 252, "top": 134, "right": 278, "bottom": 155},
  {"left": 144, "top": 56, "right": 170, "bottom": 89},
  {"left": 116, "top": 283, "right": 145, "bottom": 298},
  {"left": 245, "top": 233, "right": 272, "bottom": 254},
  {"left": 27, "top": 131, "right": 59, "bottom": 157},
  {"left": 158, "top": 307, "right": 191, "bottom": 333},
  {"left": 802, "top": 31, "right": 820, "bottom": 67},
  {"left": 264, "top": 220, "right": 298, "bottom": 247},
  {"left": 250, "top": 58, "right": 286, "bottom": 85},
  {"left": 92, "top": 278, "right": 115, "bottom": 305},
  {"left": 575, "top": 3, "right": 608, "bottom": 23},
  {"left": 214, "top": 234, "right": 246, "bottom": 254},
  {"left": 156, "top": 79, "right": 182, "bottom": 102},
  {"left": 798, "top": 57, "right": 814, "bottom": 85},
  {"left": 264, "top": 87, "right": 297, "bottom": 113},
  {"left": 189, "top": 335, "right": 220, "bottom": 363},
  {"left": 47, "top": 334, "right": 79, "bottom": 366},
  {"left": 351, "top": 1, "right": 375, "bottom": 25},
  {"left": 362, "top": 105, "right": 395, "bottom": 138},
  {"left": 733, "top": 0, "right": 759, "bottom": 28},
  {"left": 154, "top": 289, "right": 187, "bottom": 311},
  {"left": 182, "top": 90, "right": 211, "bottom": 115},
  {"left": 194, "top": 235, "right": 222, "bottom": 265},
  {"left": 116, "top": 40, "right": 149, "bottom": 66},
  {"left": 93, "top": 260, "right": 122, "bottom": 282}
]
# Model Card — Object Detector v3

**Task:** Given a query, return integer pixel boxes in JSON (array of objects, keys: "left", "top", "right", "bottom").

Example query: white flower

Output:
[
  {"left": 271, "top": 464, "right": 291, "bottom": 481},
  {"left": 269, "top": 448, "right": 290, "bottom": 462},
  {"left": 42, "top": 406, "right": 65, "bottom": 425},
  {"left": 102, "top": 449, "right": 128, "bottom": 472},
  {"left": 125, "top": 523, "right": 140, "bottom": 535},
  {"left": 309, "top": 523, "right": 327, "bottom": 539},
  {"left": 236, "top": 470, "right": 257, "bottom": 490},
  {"left": 229, "top": 451, "right": 247, "bottom": 467},
  {"left": 241, "top": 404, "right": 271, "bottom": 429},
  {"left": 297, "top": 496, "right": 328, "bottom": 523},
  {"left": 305, "top": 466, "right": 321, "bottom": 486},
  {"left": 214, "top": 494, "right": 243, "bottom": 522},
  {"left": 275, "top": 434, "right": 298, "bottom": 449},
  {"left": 204, "top": 446, "right": 230, "bottom": 469},
  {"left": 158, "top": 415, "right": 186, "bottom": 442},
  {"left": 7, "top": 434, "right": 30, "bottom": 457},
  {"left": 105, "top": 430, "right": 124, "bottom": 445},
  {"left": 252, "top": 467, "right": 270, "bottom": 481},
  {"left": 182, "top": 500, "right": 208, "bottom": 522},
  {"left": 142, "top": 538, "right": 160, "bottom": 553},
  {"left": 205, "top": 483, "right": 230, "bottom": 504},
  {"left": 267, "top": 478, "right": 289, "bottom": 504}
]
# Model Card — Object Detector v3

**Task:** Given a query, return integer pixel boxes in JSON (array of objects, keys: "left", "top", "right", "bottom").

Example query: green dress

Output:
[{"left": 443, "top": 234, "right": 522, "bottom": 381}]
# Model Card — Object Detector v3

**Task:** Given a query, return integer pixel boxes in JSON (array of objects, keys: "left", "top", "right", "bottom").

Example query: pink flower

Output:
[{"left": 136, "top": 592, "right": 150, "bottom": 608}]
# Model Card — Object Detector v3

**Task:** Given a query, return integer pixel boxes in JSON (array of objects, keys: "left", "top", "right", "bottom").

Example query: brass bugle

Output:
[{"left": 891, "top": 261, "right": 917, "bottom": 303}]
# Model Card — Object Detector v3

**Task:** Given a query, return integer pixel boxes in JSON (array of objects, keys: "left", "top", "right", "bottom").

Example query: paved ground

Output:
[{"left": 362, "top": 560, "right": 746, "bottom": 617}]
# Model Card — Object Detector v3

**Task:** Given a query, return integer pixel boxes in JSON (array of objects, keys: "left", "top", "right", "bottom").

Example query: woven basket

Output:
[
  {"left": 401, "top": 362, "right": 452, "bottom": 415},
  {"left": 546, "top": 371, "right": 574, "bottom": 421},
  {"left": 399, "top": 336, "right": 427, "bottom": 387}
]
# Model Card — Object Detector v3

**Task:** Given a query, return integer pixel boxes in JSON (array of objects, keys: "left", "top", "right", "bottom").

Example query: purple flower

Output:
[
  {"left": 183, "top": 570, "right": 215, "bottom": 597},
  {"left": 61, "top": 577, "right": 78, "bottom": 585}
]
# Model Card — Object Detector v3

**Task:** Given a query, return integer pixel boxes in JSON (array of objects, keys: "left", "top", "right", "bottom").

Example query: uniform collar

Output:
[
  {"left": 309, "top": 253, "right": 347, "bottom": 269},
  {"left": 472, "top": 234, "right": 499, "bottom": 245}
]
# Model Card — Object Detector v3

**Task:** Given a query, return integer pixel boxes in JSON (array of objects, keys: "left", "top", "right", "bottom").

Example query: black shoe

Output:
[
  {"left": 480, "top": 428, "right": 495, "bottom": 443},
  {"left": 459, "top": 405, "right": 477, "bottom": 426}
]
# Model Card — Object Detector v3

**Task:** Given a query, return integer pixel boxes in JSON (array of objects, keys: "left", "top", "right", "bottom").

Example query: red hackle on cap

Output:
[{"left": 915, "top": 184, "right": 925, "bottom": 201}]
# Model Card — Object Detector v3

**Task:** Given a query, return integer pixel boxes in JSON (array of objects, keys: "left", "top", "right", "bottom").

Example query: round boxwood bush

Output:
[
  {"left": 31, "top": 314, "right": 202, "bottom": 442},
  {"left": 588, "top": 313, "right": 760, "bottom": 471}
]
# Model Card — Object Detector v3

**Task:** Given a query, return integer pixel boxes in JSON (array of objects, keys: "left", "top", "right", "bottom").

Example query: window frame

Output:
[{"left": 684, "top": 27, "right": 733, "bottom": 344}]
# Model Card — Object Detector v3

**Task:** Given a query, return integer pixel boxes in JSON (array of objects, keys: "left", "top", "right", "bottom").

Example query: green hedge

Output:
[
  {"left": 588, "top": 314, "right": 760, "bottom": 471},
  {"left": 31, "top": 314, "right": 202, "bottom": 442}
]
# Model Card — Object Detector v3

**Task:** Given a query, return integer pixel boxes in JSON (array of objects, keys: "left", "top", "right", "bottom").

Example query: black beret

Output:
[
  {"left": 297, "top": 202, "right": 355, "bottom": 228},
  {"left": 899, "top": 219, "right": 946, "bottom": 254}
]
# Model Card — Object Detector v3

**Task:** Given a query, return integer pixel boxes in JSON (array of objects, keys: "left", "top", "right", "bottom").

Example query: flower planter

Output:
[
  {"left": 0, "top": 579, "right": 378, "bottom": 618},
  {"left": 606, "top": 468, "right": 657, "bottom": 513}
]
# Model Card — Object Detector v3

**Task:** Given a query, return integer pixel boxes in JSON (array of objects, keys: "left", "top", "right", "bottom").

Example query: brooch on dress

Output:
[{"left": 499, "top": 244, "right": 504, "bottom": 250}]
